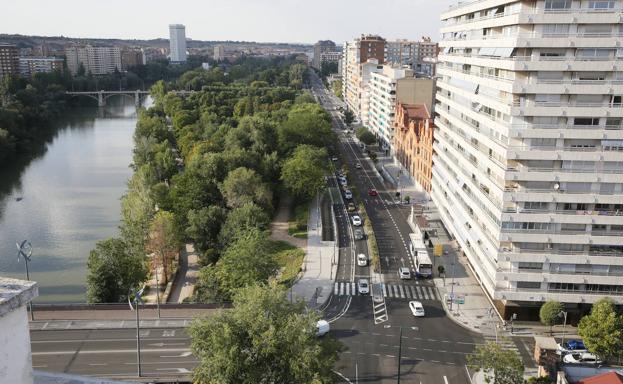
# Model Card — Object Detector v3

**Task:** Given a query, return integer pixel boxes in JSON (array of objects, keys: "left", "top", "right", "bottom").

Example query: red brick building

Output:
[{"left": 393, "top": 103, "right": 434, "bottom": 192}]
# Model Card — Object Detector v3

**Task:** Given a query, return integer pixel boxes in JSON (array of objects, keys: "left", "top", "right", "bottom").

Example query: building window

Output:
[
  {"left": 517, "top": 281, "right": 541, "bottom": 289},
  {"left": 518, "top": 262, "right": 543, "bottom": 271},
  {"left": 544, "top": 0, "right": 571, "bottom": 9},
  {"left": 588, "top": 1, "right": 615, "bottom": 9}
]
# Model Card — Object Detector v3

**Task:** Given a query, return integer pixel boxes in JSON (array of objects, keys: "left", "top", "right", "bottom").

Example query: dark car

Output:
[{"left": 368, "top": 188, "right": 378, "bottom": 196}]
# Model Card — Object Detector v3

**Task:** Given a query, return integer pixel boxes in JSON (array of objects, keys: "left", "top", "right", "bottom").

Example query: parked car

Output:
[
  {"left": 398, "top": 267, "right": 411, "bottom": 280},
  {"left": 357, "top": 253, "right": 368, "bottom": 267},
  {"left": 368, "top": 188, "right": 378, "bottom": 196},
  {"left": 344, "top": 190, "right": 353, "bottom": 199},
  {"left": 557, "top": 340, "right": 588, "bottom": 355},
  {"left": 331, "top": 156, "right": 338, "bottom": 162},
  {"left": 354, "top": 228, "right": 365, "bottom": 240},
  {"left": 351, "top": 215, "right": 362, "bottom": 226},
  {"left": 347, "top": 202, "right": 356, "bottom": 212},
  {"left": 316, "top": 320, "right": 330, "bottom": 337},
  {"left": 409, "top": 301, "right": 425, "bottom": 317},
  {"left": 563, "top": 352, "right": 601, "bottom": 365},
  {"left": 358, "top": 279, "right": 370, "bottom": 294},
  {"left": 355, "top": 163, "right": 362, "bottom": 169},
  {"left": 339, "top": 177, "right": 348, "bottom": 187}
]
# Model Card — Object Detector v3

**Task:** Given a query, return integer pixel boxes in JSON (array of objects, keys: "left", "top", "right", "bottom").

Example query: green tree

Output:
[
  {"left": 186, "top": 206, "right": 227, "bottom": 256},
  {"left": 189, "top": 283, "right": 343, "bottom": 384},
  {"left": 219, "top": 202, "right": 271, "bottom": 247},
  {"left": 147, "top": 210, "right": 181, "bottom": 285},
  {"left": 220, "top": 167, "right": 273, "bottom": 210},
  {"left": 214, "top": 229, "right": 278, "bottom": 299},
  {"left": 278, "top": 103, "right": 332, "bottom": 155},
  {"left": 356, "top": 127, "right": 376, "bottom": 146},
  {"left": 539, "top": 300, "right": 564, "bottom": 335},
  {"left": 578, "top": 297, "right": 623, "bottom": 362},
  {"left": 468, "top": 341, "right": 524, "bottom": 384},
  {"left": 343, "top": 109, "right": 355, "bottom": 127},
  {"left": 120, "top": 165, "right": 156, "bottom": 261},
  {"left": 86, "top": 237, "right": 147, "bottom": 303},
  {"left": 281, "top": 145, "right": 327, "bottom": 201}
]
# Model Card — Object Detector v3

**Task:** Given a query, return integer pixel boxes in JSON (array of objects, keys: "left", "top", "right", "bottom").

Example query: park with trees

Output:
[{"left": 86, "top": 56, "right": 334, "bottom": 305}]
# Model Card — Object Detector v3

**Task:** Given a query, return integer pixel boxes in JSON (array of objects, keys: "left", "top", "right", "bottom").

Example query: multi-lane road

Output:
[{"left": 310, "top": 71, "right": 482, "bottom": 383}]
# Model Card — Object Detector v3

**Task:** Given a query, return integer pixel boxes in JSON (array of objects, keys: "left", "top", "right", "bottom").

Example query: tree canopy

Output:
[
  {"left": 86, "top": 237, "right": 147, "bottom": 303},
  {"left": 281, "top": 145, "right": 328, "bottom": 201},
  {"left": 189, "top": 283, "right": 343, "bottom": 384},
  {"left": 539, "top": 300, "right": 564, "bottom": 334},
  {"left": 467, "top": 341, "right": 524, "bottom": 384},
  {"left": 578, "top": 298, "right": 623, "bottom": 362}
]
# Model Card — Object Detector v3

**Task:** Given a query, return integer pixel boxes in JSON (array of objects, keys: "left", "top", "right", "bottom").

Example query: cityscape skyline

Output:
[{"left": 2, "top": 0, "right": 454, "bottom": 44}]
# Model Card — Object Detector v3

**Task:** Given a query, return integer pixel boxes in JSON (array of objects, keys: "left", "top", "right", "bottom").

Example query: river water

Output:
[{"left": 0, "top": 97, "right": 143, "bottom": 303}]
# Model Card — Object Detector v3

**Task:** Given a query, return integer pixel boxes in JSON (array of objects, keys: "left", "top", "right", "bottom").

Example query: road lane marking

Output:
[
  {"left": 334, "top": 282, "right": 339, "bottom": 295},
  {"left": 398, "top": 285, "right": 405, "bottom": 298}
]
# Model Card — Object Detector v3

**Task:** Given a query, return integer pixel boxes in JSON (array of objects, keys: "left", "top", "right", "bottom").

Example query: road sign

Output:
[{"left": 455, "top": 295, "right": 465, "bottom": 305}]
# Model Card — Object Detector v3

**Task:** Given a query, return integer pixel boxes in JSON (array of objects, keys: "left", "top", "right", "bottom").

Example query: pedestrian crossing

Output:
[
  {"left": 483, "top": 334, "right": 520, "bottom": 354},
  {"left": 333, "top": 282, "right": 439, "bottom": 300}
]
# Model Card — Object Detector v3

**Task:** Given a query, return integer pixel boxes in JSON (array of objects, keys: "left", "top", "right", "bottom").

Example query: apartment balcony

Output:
[
  {"left": 511, "top": 101, "right": 623, "bottom": 118},
  {"left": 497, "top": 269, "right": 623, "bottom": 287},
  {"left": 503, "top": 186, "right": 623, "bottom": 205},
  {"left": 501, "top": 209, "right": 623, "bottom": 226},
  {"left": 505, "top": 164, "right": 623, "bottom": 184},
  {"left": 442, "top": 32, "right": 623, "bottom": 49},
  {"left": 499, "top": 247, "right": 623, "bottom": 265},
  {"left": 439, "top": 53, "right": 621, "bottom": 72},
  {"left": 494, "top": 287, "right": 623, "bottom": 305},
  {"left": 508, "top": 124, "right": 623, "bottom": 141},
  {"left": 442, "top": 6, "right": 623, "bottom": 30},
  {"left": 500, "top": 228, "right": 623, "bottom": 245},
  {"left": 507, "top": 144, "right": 623, "bottom": 162},
  {"left": 515, "top": 79, "right": 623, "bottom": 95}
]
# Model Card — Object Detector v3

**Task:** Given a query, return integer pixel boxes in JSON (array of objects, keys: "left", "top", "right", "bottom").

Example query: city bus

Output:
[{"left": 409, "top": 232, "right": 433, "bottom": 278}]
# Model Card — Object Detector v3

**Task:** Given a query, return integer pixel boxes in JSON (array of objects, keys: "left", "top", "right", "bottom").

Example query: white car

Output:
[
  {"left": 409, "top": 301, "right": 425, "bottom": 317},
  {"left": 344, "top": 190, "right": 353, "bottom": 199},
  {"left": 355, "top": 163, "right": 362, "bottom": 169},
  {"left": 316, "top": 320, "right": 330, "bottom": 337},
  {"left": 339, "top": 177, "right": 348, "bottom": 186},
  {"left": 351, "top": 215, "right": 362, "bottom": 226},
  {"left": 358, "top": 279, "right": 370, "bottom": 294},
  {"left": 357, "top": 253, "right": 368, "bottom": 267},
  {"left": 563, "top": 352, "right": 602, "bottom": 365},
  {"left": 398, "top": 267, "right": 411, "bottom": 280}
]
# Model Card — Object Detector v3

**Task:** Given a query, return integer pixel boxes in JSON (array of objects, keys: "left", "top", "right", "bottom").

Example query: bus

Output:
[{"left": 409, "top": 232, "right": 433, "bottom": 278}]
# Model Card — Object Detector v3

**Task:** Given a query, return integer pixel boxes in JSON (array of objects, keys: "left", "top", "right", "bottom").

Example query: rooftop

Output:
[
  {"left": 577, "top": 372, "right": 623, "bottom": 384},
  {"left": 0, "top": 277, "right": 38, "bottom": 318},
  {"left": 401, "top": 103, "right": 430, "bottom": 121}
]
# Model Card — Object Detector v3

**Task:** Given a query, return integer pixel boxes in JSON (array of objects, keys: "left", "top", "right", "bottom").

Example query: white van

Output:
[{"left": 316, "top": 320, "right": 330, "bottom": 336}]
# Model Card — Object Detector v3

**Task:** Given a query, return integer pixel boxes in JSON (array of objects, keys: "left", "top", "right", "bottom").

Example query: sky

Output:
[{"left": 2, "top": 0, "right": 456, "bottom": 44}]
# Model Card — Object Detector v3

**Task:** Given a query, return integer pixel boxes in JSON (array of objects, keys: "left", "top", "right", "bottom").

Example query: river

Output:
[{"left": 0, "top": 97, "right": 145, "bottom": 303}]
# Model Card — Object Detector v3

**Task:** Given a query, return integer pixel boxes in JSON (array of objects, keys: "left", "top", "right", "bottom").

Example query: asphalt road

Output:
[
  {"left": 310, "top": 72, "right": 481, "bottom": 383},
  {"left": 31, "top": 328, "right": 194, "bottom": 381}
]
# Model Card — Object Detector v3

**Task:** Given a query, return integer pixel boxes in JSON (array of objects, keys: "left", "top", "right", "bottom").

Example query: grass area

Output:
[
  {"left": 359, "top": 202, "right": 381, "bottom": 273},
  {"left": 287, "top": 200, "right": 309, "bottom": 238},
  {"left": 269, "top": 240, "right": 306, "bottom": 287}
]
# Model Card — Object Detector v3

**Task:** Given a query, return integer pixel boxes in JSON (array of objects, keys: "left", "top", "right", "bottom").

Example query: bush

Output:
[{"left": 359, "top": 203, "right": 380, "bottom": 273}]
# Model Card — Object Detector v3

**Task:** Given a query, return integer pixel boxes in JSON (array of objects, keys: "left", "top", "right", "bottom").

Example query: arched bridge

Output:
[{"left": 66, "top": 90, "right": 151, "bottom": 107}]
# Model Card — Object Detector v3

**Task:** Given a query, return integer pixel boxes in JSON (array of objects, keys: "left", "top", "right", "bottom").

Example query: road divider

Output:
[{"left": 358, "top": 203, "right": 380, "bottom": 273}]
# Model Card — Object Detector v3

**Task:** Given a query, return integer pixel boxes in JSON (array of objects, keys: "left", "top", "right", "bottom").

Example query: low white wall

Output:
[{"left": 0, "top": 305, "right": 33, "bottom": 384}]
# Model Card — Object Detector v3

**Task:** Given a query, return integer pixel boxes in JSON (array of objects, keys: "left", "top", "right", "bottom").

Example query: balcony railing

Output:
[
  {"left": 502, "top": 207, "right": 623, "bottom": 216},
  {"left": 443, "top": 31, "right": 623, "bottom": 41},
  {"left": 506, "top": 166, "right": 623, "bottom": 174},
  {"left": 443, "top": 7, "right": 623, "bottom": 27},
  {"left": 511, "top": 101, "right": 623, "bottom": 108},
  {"left": 501, "top": 228, "right": 623, "bottom": 236},
  {"left": 508, "top": 145, "right": 623, "bottom": 153},
  {"left": 499, "top": 247, "right": 623, "bottom": 257},
  {"left": 510, "top": 124, "right": 623, "bottom": 131},
  {"left": 498, "top": 287, "right": 623, "bottom": 296},
  {"left": 440, "top": 53, "right": 623, "bottom": 63}
]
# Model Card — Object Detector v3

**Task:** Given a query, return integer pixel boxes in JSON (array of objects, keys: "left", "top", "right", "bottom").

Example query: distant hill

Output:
[{"left": 0, "top": 34, "right": 312, "bottom": 50}]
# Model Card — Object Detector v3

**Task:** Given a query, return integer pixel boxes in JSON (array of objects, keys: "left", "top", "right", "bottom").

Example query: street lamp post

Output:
[
  {"left": 154, "top": 265, "right": 161, "bottom": 319},
  {"left": 558, "top": 310, "right": 568, "bottom": 346},
  {"left": 16, "top": 240, "right": 34, "bottom": 321},
  {"left": 129, "top": 288, "right": 144, "bottom": 377},
  {"left": 449, "top": 257, "right": 456, "bottom": 311},
  {"left": 397, "top": 326, "right": 403, "bottom": 384}
]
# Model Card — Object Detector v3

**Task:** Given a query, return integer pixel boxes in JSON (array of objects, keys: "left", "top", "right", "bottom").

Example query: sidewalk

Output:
[
  {"left": 167, "top": 244, "right": 200, "bottom": 303},
  {"left": 291, "top": 191, "right": 337, "bottom": 309}
]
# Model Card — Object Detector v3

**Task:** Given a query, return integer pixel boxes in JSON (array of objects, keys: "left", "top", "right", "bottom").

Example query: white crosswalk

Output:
[
  {"left": 483, "top": 335, "right": 520, "bottom": 354},
  {"left": 334, "top": 282, "right": 438, "bottom": 300}
]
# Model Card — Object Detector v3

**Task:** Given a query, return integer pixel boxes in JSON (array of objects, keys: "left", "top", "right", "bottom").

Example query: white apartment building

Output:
[
  {"left": 368, "top": 66, "right": 436, "bottom": 152},
  {"left": 434, "top": 0, "right": 623, "bottom": 315},
  {"left": 19, "top": 57, "right": 63, "bottom": 77},
  {"left": 169, "top": 24, "right": 187, "bottom": 63},
  {"left": 341, "top": 35, "right": 386, "bottom": 120},
  {"left": 65, "top": 45, "right": 121, "bottom": 75}
]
